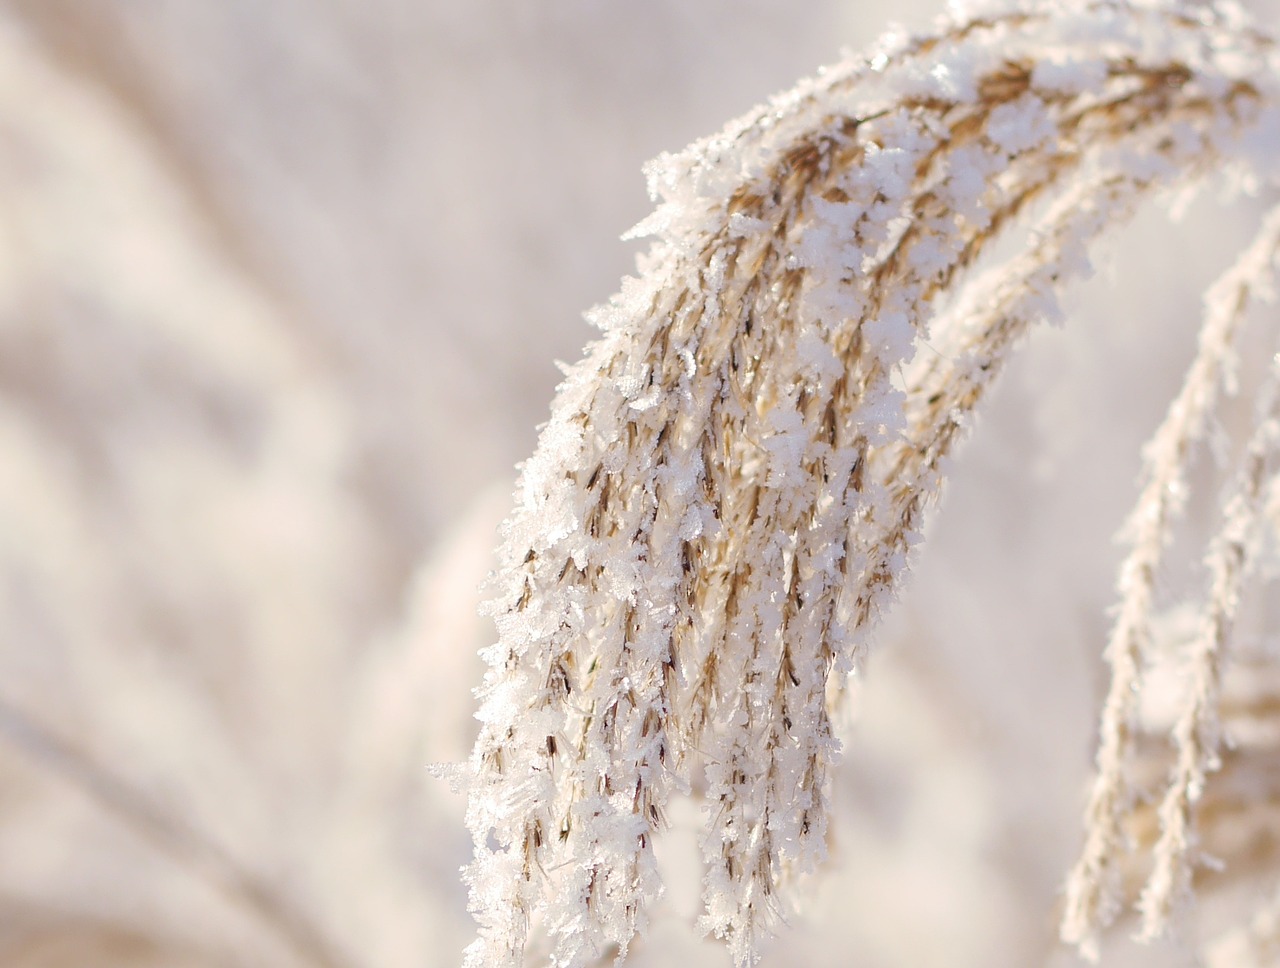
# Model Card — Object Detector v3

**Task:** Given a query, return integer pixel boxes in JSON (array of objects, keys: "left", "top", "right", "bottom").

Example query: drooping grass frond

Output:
[
  {"left": 461, "top": 3, "right": 1280, "bottom": 966},
  {"left": 1062, "top": 203, "right": 1280, "bottom": 956},
  {"left": 1138, "top": 331, "right": 1280, "bottom": 935}
]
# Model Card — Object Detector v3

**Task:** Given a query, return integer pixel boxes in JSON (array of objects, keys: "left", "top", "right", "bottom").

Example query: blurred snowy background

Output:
[{"left": 2, "top": 1, "right": 1280, "bottom": 966}]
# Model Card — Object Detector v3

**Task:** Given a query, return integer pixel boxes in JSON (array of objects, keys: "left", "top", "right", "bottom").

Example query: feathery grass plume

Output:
[
  {"left": 461, "top": 1, "right": 1280, "bottom": 965},
  {"left": 1062, "top": 206, "right": 1280, "bottom": 957},
  {"left": 1120, "top": 636, "right": 1280, "bottom": 964},
  {"left": 1139, "top": 266, "right": 1280, "bottom": 934}
]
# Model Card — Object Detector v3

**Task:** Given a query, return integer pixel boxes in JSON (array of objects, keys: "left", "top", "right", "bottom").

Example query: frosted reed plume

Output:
[
  {"left": 460, "top": 2, "right": 1280, "bottom": 965},
  {"left": 1139, "top": 335, "right": 1280, "bottom": 926},
  {"left": 1063, "top": 204, "right": 1280, "bottom": 956}
]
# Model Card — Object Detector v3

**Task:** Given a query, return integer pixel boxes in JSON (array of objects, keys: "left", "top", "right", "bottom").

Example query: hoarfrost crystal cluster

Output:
[{"left": 458, "top": 1, "right": 1280, "bottom": 964}]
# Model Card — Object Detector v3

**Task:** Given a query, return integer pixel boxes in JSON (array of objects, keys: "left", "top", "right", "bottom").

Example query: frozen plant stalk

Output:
[{"left": 459, "top": 1, "right": 1280, "bottom": 965}]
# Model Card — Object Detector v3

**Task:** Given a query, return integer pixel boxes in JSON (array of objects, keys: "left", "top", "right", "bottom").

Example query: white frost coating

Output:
[
  {"left": 985, "top": 95, "right": 1055, "bottom": 154},
  {"left": 1062, "top": 202, "right": 1280, "bottom": 960},
  {"left": 457, "top": 3, "right": 1280, "bottom": 967}
]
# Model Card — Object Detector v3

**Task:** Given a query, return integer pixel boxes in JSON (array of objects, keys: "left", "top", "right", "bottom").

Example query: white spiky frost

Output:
[{"left": 458, "top": 3, "right": 1280, "bottom": 966}]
